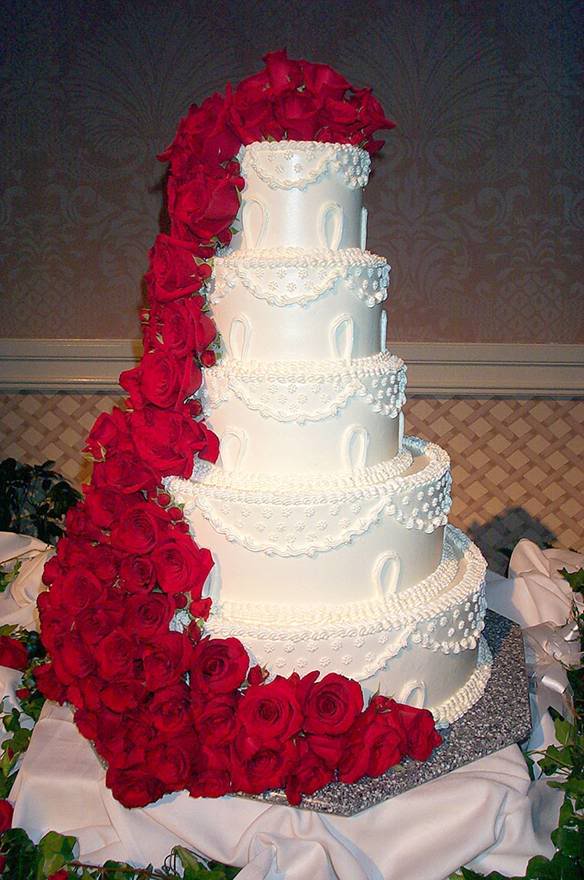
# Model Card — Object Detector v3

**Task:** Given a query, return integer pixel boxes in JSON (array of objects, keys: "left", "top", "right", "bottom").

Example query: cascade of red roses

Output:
[{"left": 34, "top": 50, "right": 441, "bottom": 808}]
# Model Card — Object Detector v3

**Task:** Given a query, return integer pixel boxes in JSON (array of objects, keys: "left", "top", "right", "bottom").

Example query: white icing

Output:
[
  {"left": 233, "top": 143, "right": 368, "bottom": 251},
  {"left": 240, "top": 141, "right": 370, "bottom": 191},
  {"left": 203, "top": 352, "right": 406, "bottom": 423},
  {"left": 211, "top": 249, "right": 389, "bottom": 309}
]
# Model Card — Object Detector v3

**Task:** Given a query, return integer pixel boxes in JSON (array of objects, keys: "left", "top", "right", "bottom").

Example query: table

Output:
[{"left": 1, "top": 532, "right": 581, "bottom": 880}]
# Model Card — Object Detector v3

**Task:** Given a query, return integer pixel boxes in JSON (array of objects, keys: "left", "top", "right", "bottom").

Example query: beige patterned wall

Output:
[
  {"left": 1, "top": 0, "right": 582, "bottom": 343},
  {"left": 1, "top": 392, "right": 582, "bottom": 573}
]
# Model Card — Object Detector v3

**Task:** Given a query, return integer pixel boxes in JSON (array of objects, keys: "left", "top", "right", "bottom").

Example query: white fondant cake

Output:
[{"left": 166, "top": 140, "right": 491, "bottom": 727}]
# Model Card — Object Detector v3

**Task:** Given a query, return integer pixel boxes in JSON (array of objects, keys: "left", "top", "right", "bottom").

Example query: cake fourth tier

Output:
[{"left": 166, "top": 140, "right": 491, "bottom": 725}]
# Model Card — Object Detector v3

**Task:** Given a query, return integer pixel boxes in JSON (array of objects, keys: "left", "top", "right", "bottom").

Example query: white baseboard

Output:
[{"left": 0, "top": 338, "right": 582, "bottom": 396}]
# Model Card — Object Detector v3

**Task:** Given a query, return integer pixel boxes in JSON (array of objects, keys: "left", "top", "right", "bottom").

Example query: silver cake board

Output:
[{"left": 239, "top": 611, "right": 532, "bottom": 816}]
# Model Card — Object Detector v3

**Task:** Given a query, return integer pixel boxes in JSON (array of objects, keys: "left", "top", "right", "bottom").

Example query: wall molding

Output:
[{"left": 0, "top": 338, "right": 582, "bottom": 396}]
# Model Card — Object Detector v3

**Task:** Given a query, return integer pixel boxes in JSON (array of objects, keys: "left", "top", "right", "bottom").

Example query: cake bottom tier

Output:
[{"left": 205, "top": 526, "right": 491, "bottom": 727}]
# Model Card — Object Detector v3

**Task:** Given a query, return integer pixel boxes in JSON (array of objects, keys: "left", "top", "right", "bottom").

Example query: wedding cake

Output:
[{"left": 166, "top": 139, "right": 492, "bottom": 727}]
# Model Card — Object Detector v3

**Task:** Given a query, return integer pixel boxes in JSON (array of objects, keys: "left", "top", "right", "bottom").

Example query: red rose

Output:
[
  {"left": 119, "top": 554, "right": 156, "bottom": 593},
  {"left": 55, "top": 632, "right": 96, "bottom": 682},
  {"left": 84, "top": 407, "right": 132, "bottom": 461},
  {"left": 48, "top": 565, "right": 105, "bottom": 614},
  {"left": 147, "top": 298, "right": 216, "bottom": 359},
  {"left": 100, "top": 679, "right": 145, "bottom": 713},
  {"left": 159, "top": 92, "right": 240, "bottom": 171},
  {"left": 92, "top": 452, "right": 157, "bottom": 495},
  {"left": 305, "top": 732, "right": 346, "bottom": 769},
  {"left": 110, "top": 502, "right": 168, "bottom": 555},
  {"left": 285, "top": 737, "right": 333, "bottom": 806},
  {"left": 94, "top": 629, "right": 139, "bottom": 679},
  {"left": 42, "top": 555, "right": 62, "bottom": 586},
  {"left": 397, "top": 702, "right": 442, "bottom": 761},
  {"left": 189, "top": 743, "right": 232, "bottom": 798},
  {"left": 301, "top": 672, "right": 363, "bottom": 735},
  {"left": 48, "top": 871, "right": 68, "bottom": 880},
  {"left": 34, "top": 661, "right": 67, "bottom": 703},
  {"left": 146, "top": 234, "right": 213, "bottom": 304},
  {"left": 193, "top": 692, "right": 240, "bottom": 744},
  {"left": 302, "top": 60, "right": 351, "bottom": 100},
  {"left": 83, "top": 486, "right": 125, "bottom": 528},
  {"left": 168, "top": 164, "right": 243, "bottom": 245},
  {"left": 238, "top": 676, "right": 303, "bottom": 743},
  {"left": 338, "top": 699, "right": 406, "bottom": 783},
  {"left": 85, "top": 543, "right": 120, "bottom": 585},
  {"left": 145, "top": 737, "right": 195, "bottom": 790},
  {"left": 0, "top": 799, "right": 13, "bottom": 832},
  {"left": 263, "top": 49, "right": 303, "bottom": 96},
  {"left": 276, "top": 92, "right": 320, "bottom": 141},
  {"left": 130, "top": 406, "right": 219, "bottom": 478},
  {"left": 75, "top": 605, "right": 123, "bottom": 646},
  {"left": 0, "top": 635, "right": 28, "bottom": 670},
  {"left": 149, "top": 682, "right": 192, "bottom": 735},
  {"left": 142, "top": 631, "right": 192, "bottom": 690},
  {"left": 230, "top": 80, "right": 282, "bottom": 144},
  {"left": 190, "top": 637, "right": 249, "bottom": 695},
  {"left": 106, "top": 764, "right": 165, "bottom": 809},
  {"left": 231, "top": 730, "right": 296, "bottom": 794},
  {"left": 64, "top": 505, "right": 103, "bottom": 542},
  {"left": 152, "top": 534, "right": 213, "bottom": 596},
  {"left": 124, "top": 592, "right": 174, "bottom": 638},
  {"left": 120, "top": 350, "right": 201, "bottom": 411}
]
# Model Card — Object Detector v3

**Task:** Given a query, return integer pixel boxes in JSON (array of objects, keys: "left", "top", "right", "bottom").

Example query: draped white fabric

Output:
[{"left": 2, "top": 531, "right": 581, "bottom": 880}]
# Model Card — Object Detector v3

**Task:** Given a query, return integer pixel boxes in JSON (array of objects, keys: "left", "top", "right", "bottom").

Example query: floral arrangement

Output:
[{"left": 34, "top": 50, "right": 442, "bottom": 809}]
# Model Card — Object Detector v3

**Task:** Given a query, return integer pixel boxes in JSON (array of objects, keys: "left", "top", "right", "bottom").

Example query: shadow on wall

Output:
[{"left": 468, "top": 507, "right": 558, "bottom": 575}]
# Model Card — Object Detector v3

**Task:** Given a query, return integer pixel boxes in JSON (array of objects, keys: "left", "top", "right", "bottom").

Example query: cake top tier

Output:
[
  {"left": 240, "top": 141, "right": 371, "bottom": 191},
  {"left": 232, "top": 141, "right": 370, "bottom": 252}
]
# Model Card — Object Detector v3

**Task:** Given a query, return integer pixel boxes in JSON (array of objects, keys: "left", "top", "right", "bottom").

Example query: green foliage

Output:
[
  {"left": 0, "top": 458, "right": 81, "bottom": 545},
  {"left": 0, "top": 827, "right": 241, "bottom": 877},
  {"left": 0, "top": 628, "right": 47, "bottom": 798},
  {"left": 0, "top": 560, "right": 21, "bottom": 595}
]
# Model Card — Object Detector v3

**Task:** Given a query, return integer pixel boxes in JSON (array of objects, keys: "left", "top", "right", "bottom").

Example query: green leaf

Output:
[
  {"left": 560, "top": 567, "right": 584, "bottom": 593},
  {"left": 553, "top": 717, "right": 574, "bottom": 747},
  {"left": 37, "top": 830, "right": 77, "bottom": 877}
]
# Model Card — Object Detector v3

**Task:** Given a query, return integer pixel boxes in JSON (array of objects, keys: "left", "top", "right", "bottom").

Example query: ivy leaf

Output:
[
  {"left": 525, "top": 850, "right": 583, "bottom": 878},
  {"left": 553, "top": 717, "right": 574, "bottom": 748},
  {"left": 0, "top": 826, "right": 40, "bottom": 879},
  {"left": 560, "top": 568, "right": 584, "bottom": 593},
  {"left": 37, "top": 829, "right": 77, "bottom": 877}
]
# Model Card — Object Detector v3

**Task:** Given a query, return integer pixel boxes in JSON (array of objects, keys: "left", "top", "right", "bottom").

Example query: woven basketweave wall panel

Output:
[{"left": 1, "top": 393, "right": 582, "bottom": 574}]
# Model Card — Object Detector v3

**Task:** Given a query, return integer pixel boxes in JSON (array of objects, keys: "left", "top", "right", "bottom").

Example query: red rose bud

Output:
[
  {"left": 189, "top": 399, "right": 203, "bottom": 417},
  {"left": 190, "top": 597, "right": 212, "bottom": 620},
  {"left": 187, "top": 620, "right": 203, "bottom": 643},
  {"left": 0, "top": 799, "right": 13, "bottom": 832},
  {"left": 15, "top": 687, "right": 31, "bottom": 701},
  {"left": 157, "top": 492, "right": 171, "bottom": 507},
  {"left": 168, "top": 507, "right": 183, "bottom": 520},
  {"left": 247, "top": 664, "right": 268, "bottom": 686},
  {"left": 0, "top": 636, "right": 28, "bottom": 671},
  {"left": 200, "top": 349, "right": 216, "bottom": 368}
]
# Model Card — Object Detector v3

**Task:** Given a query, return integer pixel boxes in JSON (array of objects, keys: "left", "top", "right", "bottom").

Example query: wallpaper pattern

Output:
[
  {"left": 1, "top": 0, "right": 582, "bottom": 342},
  {"left": 1, "top": 393, "right": 582, "bottom": 573}
]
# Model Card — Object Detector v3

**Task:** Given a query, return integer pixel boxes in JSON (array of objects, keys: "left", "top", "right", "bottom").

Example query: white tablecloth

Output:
[{"left": 2, "top": 532, "right": 581, "bottom": 880}]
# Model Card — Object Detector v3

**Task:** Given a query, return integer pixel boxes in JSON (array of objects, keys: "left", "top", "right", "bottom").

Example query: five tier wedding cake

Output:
[{"left": 166, "top": 139, "right": 492, "bottom": 727}]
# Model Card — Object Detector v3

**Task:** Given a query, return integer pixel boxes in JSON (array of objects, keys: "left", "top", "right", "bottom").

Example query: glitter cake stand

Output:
[{"left": 243, "top": 611, "right": 532, "bottom": 815}]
